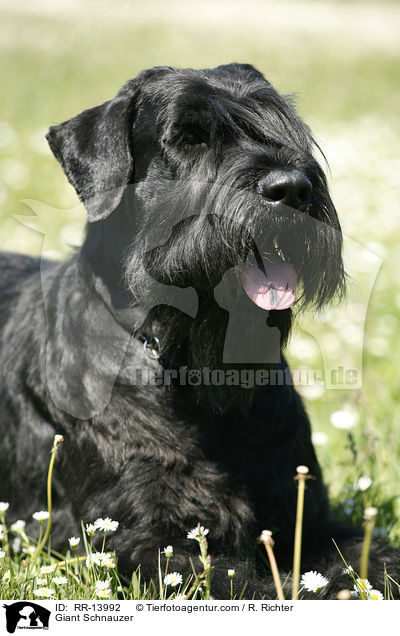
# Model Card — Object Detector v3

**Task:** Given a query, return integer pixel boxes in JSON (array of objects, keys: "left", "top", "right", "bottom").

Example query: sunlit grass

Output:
[{"left": 0, "top": 439, "right": 398, "bottom": 600}]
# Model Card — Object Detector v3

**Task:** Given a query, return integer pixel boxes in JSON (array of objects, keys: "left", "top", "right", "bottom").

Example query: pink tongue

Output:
[{"left": 241, "top": 255, "right": 297, "bottom": 310}]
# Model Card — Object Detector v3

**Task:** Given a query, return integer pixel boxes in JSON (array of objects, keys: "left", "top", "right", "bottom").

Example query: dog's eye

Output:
[{"left": 182, "top": 128, "right": 207, "bottom": 147}]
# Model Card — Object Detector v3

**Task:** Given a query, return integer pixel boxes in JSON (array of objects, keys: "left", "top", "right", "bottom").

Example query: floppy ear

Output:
[{"left": 46, "top": 81, "right": 137, "bottom": 221}]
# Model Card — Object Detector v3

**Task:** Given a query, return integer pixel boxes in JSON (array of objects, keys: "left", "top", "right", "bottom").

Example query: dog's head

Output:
[{"left": 47, "top": 64, "right": 344, "bottom": 406}]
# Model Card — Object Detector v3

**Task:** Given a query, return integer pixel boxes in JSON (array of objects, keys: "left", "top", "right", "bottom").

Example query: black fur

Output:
[{"left": 0, "top": 64, "right": 397, "bottom": 598}]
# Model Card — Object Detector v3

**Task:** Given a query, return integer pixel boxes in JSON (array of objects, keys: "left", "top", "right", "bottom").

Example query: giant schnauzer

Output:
[{"left": 0, "top": 63, "right": 397, "bottom": 598}]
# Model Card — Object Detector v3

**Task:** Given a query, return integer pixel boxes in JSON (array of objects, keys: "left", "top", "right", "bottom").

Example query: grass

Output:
[
  {"left": 0, "top": 437, "right": 398, "bottom": 600},
  {"left": 0, "top": 0, "right": 400, "bottom": 599},
  {"left": 0, "top": 457, "right": 228, "bottom": 602}
]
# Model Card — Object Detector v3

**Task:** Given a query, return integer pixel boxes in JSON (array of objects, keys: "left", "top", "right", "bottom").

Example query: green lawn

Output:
[{"left": 0, "top": 0, "right": 400, "bottom": 599}]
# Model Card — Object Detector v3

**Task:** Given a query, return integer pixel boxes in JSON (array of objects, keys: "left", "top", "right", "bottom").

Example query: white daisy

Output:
[
  {"left": 0, "top": 502, "right": 9, "bottom": 512},
  {"left": 22, "top": 546, "right": 35, "bottom": 554},
  {"left": 187, "top": 525, "right": 209, "bottom": 540},
  {"left": 32, "top": 511, "right": 49, "bottom": 522},
  {"left": 227, "top": 569, "right": 235, "bottom": 578},
  {"left": 52, "top": 576, "right": 68, "bottom": 585},
  {"left": 0, "top": 550, "right": 5, "bottom": 558},
  {"left": 35, "top": 578, "right": 47, "bottom": 586},
  {"left": 369, "top": 589, "right": 384, "bottom": 600},
  {"left": 164, "top": 572, "right": 183, "bottom": 587},
  {"left": 2, "top": 570, "right": 10, "bottom": 583},
  {"left": 11, "top": 520, "right": 26, "bottom": 533},
  {"left": 11, "top": 537, "right": 22, "bottom": 554},
  {"left": 94, "top": 579, "right": 111, "bottom": 590},
  {"left": 311, "top": 432, "right": 328, "bottom": 446},
  {"left": 40, "top": 564, "right": 56, "bottom": 574},
  {"left": 33, "top": 587, "right": 54, "bottom": 598},
  {"left": 330, "top": 410, "right": 357, "bottom": 430},
  {"left": 86, "top": 551, "right": 114, "bottom": 568},
  {"left": 69, "top": 536, "right": 80, "bottom": 548},
  {"left": 93, "top": 517, "right": 119, "bottom": 533},
  {"left": 85, "top": 523, "right": 96, "bottom": 536},
  {"left": 354, "top": 578, "right": 372, "bottom": 596},
  {"left": 297, "top": 383, "right": 325, "bottom": 401},
  {"left": 95, "top": 588, "right": 111, "bottom": 598},
  {"left": 300, "top": 571, "right": 329, "bottom": 592},
  {"left": 163, "top": 545, "right": 173, "bottom": 558},
  {"left": 357, "top": 476, "right": 372, "bottom": 491}
]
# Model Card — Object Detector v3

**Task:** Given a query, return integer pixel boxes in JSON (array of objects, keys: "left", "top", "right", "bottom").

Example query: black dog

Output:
[{"left": 0, "top": 63, "right": 396, "bottom": 597}]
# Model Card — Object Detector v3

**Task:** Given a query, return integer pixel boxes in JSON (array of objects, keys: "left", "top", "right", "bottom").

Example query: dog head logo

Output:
[{"left": 3, "top": 602, "right": 50, "bottom": 633}]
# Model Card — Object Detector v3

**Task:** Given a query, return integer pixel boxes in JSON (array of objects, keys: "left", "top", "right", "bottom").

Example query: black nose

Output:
[{"left": 259, "top": 170, "right": 312, "bottom": 210}]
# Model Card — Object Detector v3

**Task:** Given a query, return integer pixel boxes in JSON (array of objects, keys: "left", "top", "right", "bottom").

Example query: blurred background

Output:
[{"left": 1, "top": 0, "right": 399, "bottom": 538}]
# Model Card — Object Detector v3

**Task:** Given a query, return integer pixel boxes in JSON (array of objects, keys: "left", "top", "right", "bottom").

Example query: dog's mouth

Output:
[{"left": 240, "top": 249, "right": 297, "bottom": 311}]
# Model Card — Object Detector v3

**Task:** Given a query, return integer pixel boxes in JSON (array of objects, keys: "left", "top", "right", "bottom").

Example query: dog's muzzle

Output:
[{"left": 238, "top": 169, "right": 312, "bottom": 311}]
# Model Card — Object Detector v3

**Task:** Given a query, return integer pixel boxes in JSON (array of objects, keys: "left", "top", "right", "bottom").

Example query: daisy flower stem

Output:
[
  {"left": 164, "top": 556, "right": 170, "bottom": 580},
  {"left": 55, "top": 561, "right": 82, "bottom": 585},
  {"left": 101, "top": 534, "right": 106, "bottom": 554},
  {"left": 259, "top": 530, "right": 285, "bottom": 600},
  {"left": 0, "top": 511, "right": 9, "bottom": 556},
  {"left": 20, "top": 530, "right": 31, "bottom": 545},
  {"left": 360, "top": 507, "right": 378, "bottom": 583},
  {"left": 36, "top": 523, "right": 44, "bottom": 552},
  {"left": 198, "top": 536, "right": 212, "bottom": 599},
  {"left": 31, "top": 435, "right": 64, "bottom": 563},
  {"left": 158, "top": 549, "right": 164, "bottom": 601},
  {"left": 73, "top": 547, "right": 80, "bottom": 574},
  {"left": 292, "top": 466, "right": 309, "bottom": 600},
  {"left": 265, "top": 541, "right": 285, "bottom": 600}
]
